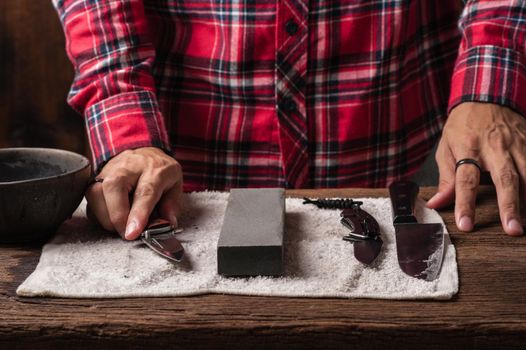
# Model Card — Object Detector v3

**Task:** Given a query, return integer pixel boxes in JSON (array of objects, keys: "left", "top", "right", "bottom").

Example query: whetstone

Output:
[{"left": 217, "top": 188, "right": 285, "bottom": 277}]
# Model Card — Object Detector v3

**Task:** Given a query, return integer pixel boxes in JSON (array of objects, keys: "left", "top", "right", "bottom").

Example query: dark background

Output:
[{"left": 0, "top": 1, "right": 87, "bottom": 155}]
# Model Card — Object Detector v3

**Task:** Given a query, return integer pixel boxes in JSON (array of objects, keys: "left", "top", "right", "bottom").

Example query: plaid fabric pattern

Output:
[{"left": 53, "top": 0, "right": 526, "bottom": 191}]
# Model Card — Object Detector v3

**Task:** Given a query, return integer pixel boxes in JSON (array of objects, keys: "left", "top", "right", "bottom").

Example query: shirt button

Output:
[
  {"left": 280, "top": 97, "right": 296, "bottom": 112},
  {"left": 285, "top": 20, "right": 299, "bottom": 35}
]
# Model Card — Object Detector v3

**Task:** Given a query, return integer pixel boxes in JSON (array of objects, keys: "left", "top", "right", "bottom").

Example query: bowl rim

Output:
[{"left": 0, "top": 147, "right": 91, "bottom": 186}]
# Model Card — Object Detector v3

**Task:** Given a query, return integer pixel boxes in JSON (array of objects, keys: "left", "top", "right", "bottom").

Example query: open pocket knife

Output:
[
  {"left": 140, "top": 219, "right": 185, "bottom": 262},
  {"left": 340, "top": 202, "right": 383, "bottom": 265}
]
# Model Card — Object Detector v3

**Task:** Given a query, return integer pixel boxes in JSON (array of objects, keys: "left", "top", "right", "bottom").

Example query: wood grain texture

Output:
[
  {"left": 0, "top": 1, "right": 87, "bottom": 154},
  {"left": 0, "top": 187, "right": 524, "bottom": 349}
]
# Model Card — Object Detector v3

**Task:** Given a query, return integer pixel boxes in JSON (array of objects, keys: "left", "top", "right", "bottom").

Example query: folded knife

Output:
[
  {"left": 140, "top": 218, "right": 185, "bottom": 262},
  {"left": 340, "top": 202, "right": 383, "bottom": 265}
]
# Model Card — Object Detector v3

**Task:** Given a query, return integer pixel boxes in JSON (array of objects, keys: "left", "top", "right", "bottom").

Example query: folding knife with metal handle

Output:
[
  {"left": 340, "top": 202, "right": 383, "bottom": 265},
  {"left": 140, "top": 218, "right": 185, "bottom": 262}
]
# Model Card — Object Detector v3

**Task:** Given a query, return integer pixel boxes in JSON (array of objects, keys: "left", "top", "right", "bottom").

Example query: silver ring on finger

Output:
[{"left": 455, "top": 158, "right": 482, "bottom": 173}]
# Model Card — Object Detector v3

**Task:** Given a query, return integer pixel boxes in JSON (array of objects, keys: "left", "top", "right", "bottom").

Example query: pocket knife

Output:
[
  {"left": 340, "top": 202, "right": 383, "bottom": 265},
  {"left": 140, "top": 219, "right": 185, "bottom": 262}
]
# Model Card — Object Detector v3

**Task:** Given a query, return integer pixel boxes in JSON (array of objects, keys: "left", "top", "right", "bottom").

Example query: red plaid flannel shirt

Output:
[{"left": 53, "top": 0, "right": 526, "bottom": 191}]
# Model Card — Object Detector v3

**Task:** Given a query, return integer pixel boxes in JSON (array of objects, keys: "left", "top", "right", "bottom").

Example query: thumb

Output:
[{"left": 427, "top": 143, "right": 455, "bottom": 209}]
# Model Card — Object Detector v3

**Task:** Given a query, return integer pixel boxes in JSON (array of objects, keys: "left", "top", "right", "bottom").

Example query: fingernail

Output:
[
  {"left": 458, "top": 216, "right": 473, "bottom": 231},
  {"left": 426, "top": 193, "right": 439, "bottom": 206},
  {"left": 507, "top": 219, "right": 524, "bottom": 235},
  {"left": 125, "top": 220, "right": 138, "bottom": 240}
]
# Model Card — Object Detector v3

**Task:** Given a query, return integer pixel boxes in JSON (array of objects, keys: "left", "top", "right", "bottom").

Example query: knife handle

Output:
[
  {"left": 147, "top": 218, "right": 171, "bottom": 229},
  {"left": 389, "top": 181, "right": 419, "bottom": 224}
]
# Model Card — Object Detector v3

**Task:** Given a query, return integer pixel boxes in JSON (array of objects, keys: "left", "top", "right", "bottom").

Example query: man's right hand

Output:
[{"left": 85, "top": 147, "right": 183, "bottom": 240}]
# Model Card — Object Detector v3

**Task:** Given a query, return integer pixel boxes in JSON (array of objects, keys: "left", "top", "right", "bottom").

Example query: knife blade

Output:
[
  {"left": 140, "top": 218, "right": 185, "bottom": 262},
  {"left": 341, "top": 203, "right": 383, "bottom": 265},
  {"left": 389, "top": 181, "right": 444, "bottom": 281}
]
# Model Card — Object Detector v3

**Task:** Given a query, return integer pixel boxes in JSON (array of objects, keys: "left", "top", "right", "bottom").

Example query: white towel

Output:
[{"left": 17, "top": 192, "right": 458, "bottom": 299}]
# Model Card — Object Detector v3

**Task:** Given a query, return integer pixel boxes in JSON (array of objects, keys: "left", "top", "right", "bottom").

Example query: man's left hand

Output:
[{"left": 427, "top": 102, "right": 525, "bottom": 236}]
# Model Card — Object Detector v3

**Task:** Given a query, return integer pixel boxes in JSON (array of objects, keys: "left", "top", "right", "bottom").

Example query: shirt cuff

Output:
[
  {"left": 84, "top": 90, "right": 172, "bottom": 173},
  {"left": 448, "top": 45, "right": 526, "bottom": 117}
]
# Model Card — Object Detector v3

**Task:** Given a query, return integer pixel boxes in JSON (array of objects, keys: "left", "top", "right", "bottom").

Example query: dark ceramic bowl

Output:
[{"left": 0, "top": 148, "right": 91, "bottom": 243}]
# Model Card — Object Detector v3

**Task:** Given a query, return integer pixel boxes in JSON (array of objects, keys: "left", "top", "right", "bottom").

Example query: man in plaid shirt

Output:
[{"left": 53, "top": 1, "right": 526, "bottom": 240}]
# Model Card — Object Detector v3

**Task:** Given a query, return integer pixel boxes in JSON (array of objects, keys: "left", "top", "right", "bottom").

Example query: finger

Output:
[
  {"left": 511, "top": 147, "right": 526, "bottom": 209},
  {"left": 427, "top": 140, "right": 456, "bottom": 209},
  {"left": 102, "top": 171, "right": 138, "bottom": 238},
  {"left": 454, "top": 160, "right": 480, "bottom": 232},
  {"left": 125, "top": 176, "right": 170, "bottom": 240},
  {"left": 488, "top": 155, "right": 523, "bottom": 236},
  {"left": 158, "top": 180, "right": 184, "bottom": 228},
  {"left": 85, "top": 183, "right": 113, "bottom": 231}
]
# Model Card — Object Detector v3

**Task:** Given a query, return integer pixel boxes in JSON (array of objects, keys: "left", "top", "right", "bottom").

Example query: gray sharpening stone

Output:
[{"left": 217, "top": 188, "right": 285, "bottom": 277}]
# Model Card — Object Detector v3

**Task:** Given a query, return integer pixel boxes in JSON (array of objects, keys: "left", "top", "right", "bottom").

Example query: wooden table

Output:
[{"left": 0, "top": 187, "right": 524, "bottom": 349}]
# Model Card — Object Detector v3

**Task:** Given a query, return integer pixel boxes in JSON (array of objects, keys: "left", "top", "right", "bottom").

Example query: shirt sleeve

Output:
[
  {"left": 53, "top": 0, "right": 171, "bottom": 172},
  {"left": 449, "top": 0, "right": 526, "bottom": 116}
]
